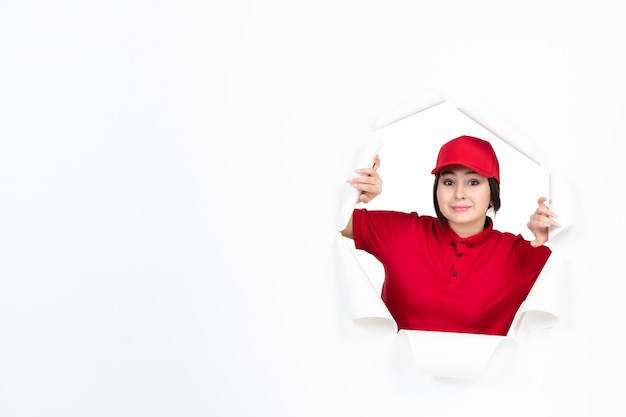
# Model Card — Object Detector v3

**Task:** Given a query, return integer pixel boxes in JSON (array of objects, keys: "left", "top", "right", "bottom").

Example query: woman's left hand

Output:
[{"left": 527, "top": 197, "right": 560, "bottom": 247}]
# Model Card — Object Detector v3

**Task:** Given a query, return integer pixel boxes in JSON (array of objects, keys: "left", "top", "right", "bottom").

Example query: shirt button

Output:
[
  {"left": 452, "top": 271, "right": 458, "bottom": 277},
  {"left": 457, "top": 253, "right": 462, "bottom": 258}
]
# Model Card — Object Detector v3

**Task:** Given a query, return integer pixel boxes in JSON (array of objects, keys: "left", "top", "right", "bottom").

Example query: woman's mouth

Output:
[{"left": 451, "top": 205, "right": 471, "bottom": 212}]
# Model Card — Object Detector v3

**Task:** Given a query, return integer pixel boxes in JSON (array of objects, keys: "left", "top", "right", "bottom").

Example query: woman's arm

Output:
[{"left": 341, "top": 155, "right": 383, "bottom": 240}]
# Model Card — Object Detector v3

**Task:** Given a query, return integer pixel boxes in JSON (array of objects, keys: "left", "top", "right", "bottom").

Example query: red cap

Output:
[{"left": 431, "top": 135, "right": 500, "bottom": 182}]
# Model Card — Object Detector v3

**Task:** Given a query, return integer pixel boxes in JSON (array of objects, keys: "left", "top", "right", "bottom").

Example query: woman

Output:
[{"left": 341, "top": 135, "right": 559, "bottom": 336}]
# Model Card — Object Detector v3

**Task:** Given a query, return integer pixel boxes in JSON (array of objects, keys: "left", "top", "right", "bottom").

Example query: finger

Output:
[
  {"left": 351, "top": 182, "right": 381, "bottom": 194},
  {"left": 535, "top": 198, "right": 557, "bottom": 218},
  {"left": 372, "top": 154, "right": 380, "bottom": 170},
  {"left": 534, "top": 207, "right": 556, "bottom": 219},
  {"left": 529, "top": 215, "right": 553, "bottom": 226},
  {"left": 533, "top": 205, "right": 558, "bottom": 221},
  {"left": 529, "top": 216, "right": 560, "bottom": 229},
  {"left": 355, "top": 155, "right": 381, "bottom": 175},
  {"left": 355, "top": 166, "right": 380, "bottom": 177},
  {"left": 349, "top": 176, "right": 381, "bottom": 187},
  {"left": 537, "top": 196, "right": 548, "bottom": 206},
  {"left": 537, "top": 197, "right": 557, "bottom": 214}
]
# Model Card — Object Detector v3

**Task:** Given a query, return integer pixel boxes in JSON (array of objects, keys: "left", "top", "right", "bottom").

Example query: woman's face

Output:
[{"left": 436, "top": 164, "right": 492, "bottom": 236}]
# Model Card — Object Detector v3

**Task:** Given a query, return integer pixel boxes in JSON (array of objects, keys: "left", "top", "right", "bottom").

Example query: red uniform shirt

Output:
[{"left": 352, "top": 209, "right": 552, "bottom": 336}]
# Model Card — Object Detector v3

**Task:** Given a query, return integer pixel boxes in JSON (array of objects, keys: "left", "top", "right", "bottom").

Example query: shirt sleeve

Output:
[
  {"left": 513, "top": 236, "right": 552, "bottom": 295},
  {"left": 353, "top": 209, "right": 415, "bottom": 261}
]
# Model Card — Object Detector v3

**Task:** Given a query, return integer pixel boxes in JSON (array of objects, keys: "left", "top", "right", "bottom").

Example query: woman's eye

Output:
[
  {"left": 443, "top": 179, "right": 453, "bottom": 186},
  {"left": 468, "top": 179, "right": 480, "bottom": 186}
]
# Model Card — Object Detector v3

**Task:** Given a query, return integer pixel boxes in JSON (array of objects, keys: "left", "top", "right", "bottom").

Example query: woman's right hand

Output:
[
  {"left": 348, "top": 154, "right": 382, "bottom": 203},
  {"left": 527, "top": 196, "right": 559, "bottom": 247}
]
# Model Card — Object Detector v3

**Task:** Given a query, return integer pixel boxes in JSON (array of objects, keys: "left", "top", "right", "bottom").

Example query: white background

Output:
[{"left": 0, "top": 1, "right": 622, "bottom": 416}]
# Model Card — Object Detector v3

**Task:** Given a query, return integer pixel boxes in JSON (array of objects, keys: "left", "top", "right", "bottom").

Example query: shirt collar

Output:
[{"left": 439, "top": 217, "right": 494, "bottom": 248}]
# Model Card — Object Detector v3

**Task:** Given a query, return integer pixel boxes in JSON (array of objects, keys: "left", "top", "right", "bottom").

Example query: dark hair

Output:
[{"left": 433, "top": 174, "right": 501, "bottom": 226}]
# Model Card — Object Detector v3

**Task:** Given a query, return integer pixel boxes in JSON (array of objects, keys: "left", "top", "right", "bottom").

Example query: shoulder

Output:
[
  {"left": 354, "top": 208, "right": 435, "bottom": 224},
  {"left": 490, "top": 229, "right": 552, "bottom": 259},
  {"left": 353, "top": 208, "right": 437, "bottom": 239},
  {"left": 353, "top": 209, "right": 438, "bottom": 254}
]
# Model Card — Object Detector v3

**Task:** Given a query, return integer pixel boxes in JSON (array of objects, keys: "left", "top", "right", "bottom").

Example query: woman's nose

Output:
[{"left": 455, "top": 185, "right": 465, "bottom": 199}]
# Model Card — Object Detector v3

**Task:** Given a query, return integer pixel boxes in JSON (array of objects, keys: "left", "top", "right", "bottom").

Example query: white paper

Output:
[
  {"left": 457, "top": 103, "right": 544, "bottom": 166},
  {"left": 373, "top": 88, "right": 446, "bottom": 131},
  {"left": 400, "top": 330, "right": 508, "bottom": 379},
  {"left": 509, "top": 251, "right": 566, "bottom": 338},
  {"left": 548, "top": 171, "right": 576, "bottom": 240},
  {"left": 334, "top": 233, "right": 395, "bottom": 329}
]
